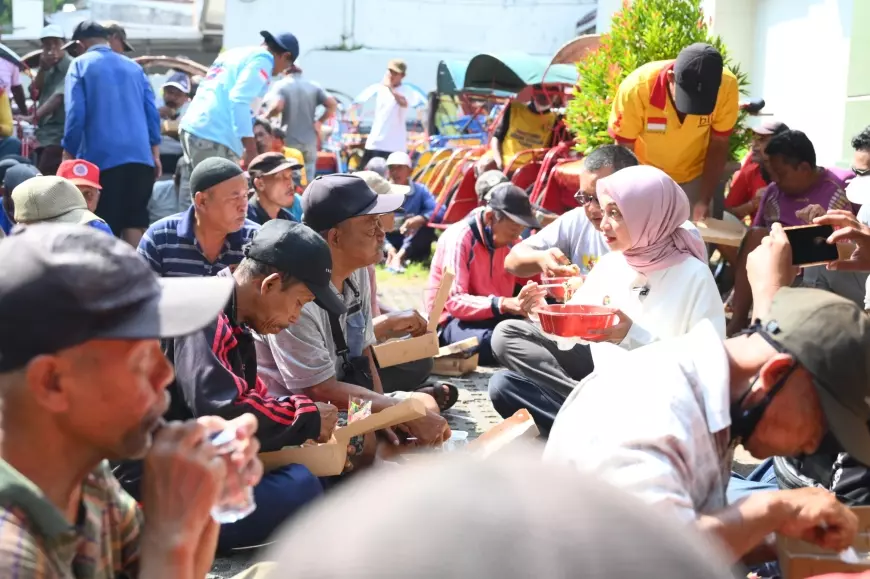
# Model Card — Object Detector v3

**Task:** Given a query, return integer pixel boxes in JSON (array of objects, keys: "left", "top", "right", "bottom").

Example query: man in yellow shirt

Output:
[
  {"left": 608, "top": 43, "right": 738, "bottom": 220},
  {"left": 490, "top": 86, "right": 560, "bottom": 171}
]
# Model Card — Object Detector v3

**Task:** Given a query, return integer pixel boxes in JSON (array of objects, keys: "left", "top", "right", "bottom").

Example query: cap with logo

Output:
[
  {"left": 0, "top": 223, "right": 233, "bottom": 372},
  {"left": 388, "top": 59, "right": 407, "bottom": 75},
  {"left": 673, "top": 43, "right": 724, "bottom": 117},
  {"left": 751, "top": 119, "right": 789, "bottom": 136},
  {"left": 487, "top": 183, "right": 540, "bottom": 229},
  {"left": 39, "top": 24, "right": 65, "bottom": 41},
  {"left": 72, "top": 20, "right": 109, "bottom": 42},
  {"left": 162, "top": 71, "right": 191, "bottom": 95},
  {"left": 260, "top": 30, "right": 299, "bottom": 61},
  {"left": 385, "top": 151, "right": 412, "bottom": 168},
  {"left": 12, "top": 176, "right": 105, "bottom": 227},
  {"left": 101, "top": 21, "right": 134, "bottom": 52},
  {"left": 751, "top": 287, "right": 870, "bottom": 465},
  {"left": 243, "top": 220, "right": 346, "bottom": 315},
  {"left": 302, "top": 174, "right": 405, "bottom": 232},
  {"left": 248, "top": 152, "right": 303, "bottom": 176},
  {"left": 475, "top": 170, "right": 509, "bottom": 202},
  {"left": 5, "top": 165, "right": 40, "bottom": 196},
  {"left": 57, "top": 159, "right": 101, "bottom": 190},
  {"left": 355, "top": 170, "right": 410, "bottom": 196}
]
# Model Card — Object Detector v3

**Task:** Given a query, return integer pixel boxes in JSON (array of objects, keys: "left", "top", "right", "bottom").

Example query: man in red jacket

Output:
[{"left": 427, "top": 184, "right": 545, "bottom": 364}]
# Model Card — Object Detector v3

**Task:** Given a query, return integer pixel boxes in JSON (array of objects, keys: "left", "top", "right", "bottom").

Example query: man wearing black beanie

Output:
[{"left": 138, "top": 157, "right": 261, "bottom": 277}]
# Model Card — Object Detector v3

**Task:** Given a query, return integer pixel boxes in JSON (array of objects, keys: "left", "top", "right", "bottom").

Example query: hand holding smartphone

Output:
[{"left": 783, "top": 224, "right": 839, "bottom": 267}]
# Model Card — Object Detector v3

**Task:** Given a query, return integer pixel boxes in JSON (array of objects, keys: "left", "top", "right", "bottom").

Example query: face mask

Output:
[{"left": 729, "top": 363, "right": 798, "bottom": 446}]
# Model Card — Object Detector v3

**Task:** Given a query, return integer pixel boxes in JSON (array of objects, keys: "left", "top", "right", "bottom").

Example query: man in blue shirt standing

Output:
[
  {"left": 62, "top": 21, "right": 161, "bottom": 248},
  {"left": 178, "top": 30, "right": 298, "bottom": 204}
]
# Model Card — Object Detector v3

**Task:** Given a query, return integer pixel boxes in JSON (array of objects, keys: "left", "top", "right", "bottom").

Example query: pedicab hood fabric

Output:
[{"left": 596, "top": 165, "right": 706, "bottom": 275}]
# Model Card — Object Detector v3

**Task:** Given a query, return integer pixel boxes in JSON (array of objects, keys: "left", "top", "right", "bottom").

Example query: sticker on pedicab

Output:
[
  {"left": 646, "top": 117, "right": 667, "bottom": 132},
  {"left": 73, "top": 163, "right": 89, "bottom": 177},
  {"left": 602, "top": 296, "right": 611, "bottom": 306},
  {"left": 698, "top": 116, "right": 711, "bottom": 127}
]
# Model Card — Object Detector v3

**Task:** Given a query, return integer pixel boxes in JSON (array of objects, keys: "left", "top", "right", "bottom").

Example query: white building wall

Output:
[{"left": 224, "top": 0, "right": 595, "bottom": 95}]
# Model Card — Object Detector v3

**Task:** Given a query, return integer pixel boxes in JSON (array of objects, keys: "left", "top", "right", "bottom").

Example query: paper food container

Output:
[
  {"left": 259, "top": 397, "right": 427, "bottom": 476},
  {"left": 777, "top": 506, "right": 870, "bottom": 578},
  {"left": 373, "top": 269, "right": 454, "bottom": 368},
  {"left": 694, "top": 217, "right": 746, "bottom": 247},
  {"left": 467, "top": 409, "right": 540, "bottom": 458}
]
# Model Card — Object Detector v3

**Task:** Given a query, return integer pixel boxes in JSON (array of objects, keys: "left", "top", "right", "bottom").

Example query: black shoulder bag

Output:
[{"left": 326, "top": 311, "right": 374, "bottom": 391}]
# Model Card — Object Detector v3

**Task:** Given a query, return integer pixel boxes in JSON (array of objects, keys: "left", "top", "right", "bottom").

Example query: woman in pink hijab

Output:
[{"left": 567, "top": 165, "right": 725, "bottom": 349}]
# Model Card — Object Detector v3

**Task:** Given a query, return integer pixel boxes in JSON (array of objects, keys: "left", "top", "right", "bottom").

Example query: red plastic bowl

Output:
[
  {"left": 540, "top": 275, "right": 582, "bottom": 302},
  {"left": 534, "top": 304, "right": 619, "bottom": 340}
]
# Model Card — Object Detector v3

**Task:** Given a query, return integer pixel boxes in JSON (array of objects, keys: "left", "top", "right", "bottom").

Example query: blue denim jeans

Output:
[{"left": 727, "top": 457, "right": 778, "bottom": 505}]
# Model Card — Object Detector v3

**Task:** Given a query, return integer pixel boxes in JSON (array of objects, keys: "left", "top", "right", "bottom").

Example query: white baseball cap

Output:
[
  {"left": 386, "top": 151, "right": 412, "bottom": 168},
  {"left": 39, "top": 24, "right": 65, "bottom": 40}
]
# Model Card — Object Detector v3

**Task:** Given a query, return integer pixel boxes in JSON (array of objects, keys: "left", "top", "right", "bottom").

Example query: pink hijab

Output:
[{"left": 597, "top": 165, "right": 707, "bottom": 274}]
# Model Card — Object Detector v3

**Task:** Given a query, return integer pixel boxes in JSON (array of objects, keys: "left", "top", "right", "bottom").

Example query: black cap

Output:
[
  {"left": 189, "top": 157, "right": 245, "bottom": 195},
  {"left": 751, "top": 288, "right": 870, "bottom": 466},
  {"left": 302, "top": 174, "right": 405, "bottom": 232},
  {"left": 102, "top": 21, "right": 134, "bottom": 52},
  {"left": 487, "top": 183, "right": 540, "bottom": 229},
  {"left": 5, "top": 164, "right": 40, "bottom": 194},
  {"left": 0, "top": 223, "right": 233, "bottom": 372},
  {"left": 72, "top": 20, "right": 109, "bottom": 42},
  {"left": 244, "top": 220, "right": 346, "bottom": 315},
  {"left": 673, "top": 43, "right": 724, "bottom": 116},
  {"left": 0, "top": 158, "right": 19, "bottom": 186},
  {"left": 260, "top": 30, "right": 299, "bottom": 61}
]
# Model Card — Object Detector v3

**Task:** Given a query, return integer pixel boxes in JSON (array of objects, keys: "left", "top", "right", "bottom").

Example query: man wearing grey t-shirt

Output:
[
  {"left": 265, "top": 65, "right": 337, "bottom": 183},
  {"left": 255, "top": 174, "right": 450, "bottom": 449}
]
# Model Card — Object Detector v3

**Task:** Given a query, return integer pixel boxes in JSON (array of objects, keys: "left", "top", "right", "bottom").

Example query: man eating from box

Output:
[
  {"left": 256, "top": 174, "right": 451, "bottom": 455},
  {"left": 116, "top": 219, "right": 343, "bottom": 553},
  {"left": 545, "top": 224, "right": 869, "bottom": 564}
]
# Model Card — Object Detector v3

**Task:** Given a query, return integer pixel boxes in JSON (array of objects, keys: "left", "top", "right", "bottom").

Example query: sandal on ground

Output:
[{"left": 414, "top": 382, "right": 459, "bottom": 412}]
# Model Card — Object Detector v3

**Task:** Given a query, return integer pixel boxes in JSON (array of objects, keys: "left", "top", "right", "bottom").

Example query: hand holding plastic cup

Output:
[{"left": 210, "top": 426, "right": 256, "bottom": 524}]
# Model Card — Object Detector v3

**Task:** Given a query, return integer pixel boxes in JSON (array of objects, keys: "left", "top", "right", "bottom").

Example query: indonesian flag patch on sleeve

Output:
[
  {"left": 259, "top": 69, "right": 270, "bottom": 83},
  {"left": 646, "top": 117, "right": 667, "bottom": 133}
]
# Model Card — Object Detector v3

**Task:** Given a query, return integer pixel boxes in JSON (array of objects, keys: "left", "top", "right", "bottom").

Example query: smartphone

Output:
[{"left": 783, "top": 224, "right": 838, "bottom": 267}]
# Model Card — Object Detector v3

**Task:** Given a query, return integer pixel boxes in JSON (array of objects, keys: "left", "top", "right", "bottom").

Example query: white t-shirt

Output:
[
  {"left": 364, "top": 85, "right": 422, "bottom": 153},
  {"left": 521, "top": 208, "right": 610, "bottom": 274},
  {"left": 568, "top": 250, "right": 726, "bottom": 353}
]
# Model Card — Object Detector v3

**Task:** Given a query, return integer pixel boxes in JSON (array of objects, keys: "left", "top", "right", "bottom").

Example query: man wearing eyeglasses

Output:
[{"left": 504, "top": 145, "right": 638, "bottom": 278}]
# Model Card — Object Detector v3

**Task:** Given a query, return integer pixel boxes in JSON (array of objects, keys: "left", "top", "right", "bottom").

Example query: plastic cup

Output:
[{"left": 210, "top": 427, "right": 256, "bottom": 524}]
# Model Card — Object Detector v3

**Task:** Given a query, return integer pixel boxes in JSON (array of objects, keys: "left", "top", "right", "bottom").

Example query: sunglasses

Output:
[
  {"left": 574, "top": 191, "right": 600, "bottom": 207},
  {"left": 852, "top": 167, "right": 870, "bottom": 177}
]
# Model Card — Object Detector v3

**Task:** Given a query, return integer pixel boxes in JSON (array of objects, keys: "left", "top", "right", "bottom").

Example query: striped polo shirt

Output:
[{"left": 137, "top": 205, "right": 259, "bottom": 277}]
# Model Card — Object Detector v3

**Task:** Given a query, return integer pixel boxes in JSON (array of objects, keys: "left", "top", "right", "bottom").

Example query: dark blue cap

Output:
[
  {"left": 162, "top": 71, "right": 191, "bottom": 95},
  {"left": 260, "top": 30, "right": 299, "bottom": 61},
  {"left": 72, "top": 20, "right": 109, "bottom": 41}
]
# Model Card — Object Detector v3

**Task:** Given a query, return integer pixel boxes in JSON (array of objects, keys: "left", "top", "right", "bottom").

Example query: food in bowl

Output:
[
  {"left": 540, "top": 274, "right": 584, "bottom": 302},
  {"left": 533, "top": 304, "right": 619, "bottom": 340}
]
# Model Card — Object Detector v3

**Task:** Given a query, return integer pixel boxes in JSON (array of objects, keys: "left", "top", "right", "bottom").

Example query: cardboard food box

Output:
[
  {"left": 467, "top": 409, "right": 541, "bottom": 458},
  {"left": 258, "top": 397, "right": 427, "bottom": 476},
  {"left": 432, "top": 336, "right": 479, "bottom": 376},
  {"left": 373, "top": 269, "right": 454, "bottom": 368},
  {"left": 777, "top": 506, "right": 870, "bottom": 578},
  {"left": 694, "top": 217, "right": 747, "bottom": 247}
]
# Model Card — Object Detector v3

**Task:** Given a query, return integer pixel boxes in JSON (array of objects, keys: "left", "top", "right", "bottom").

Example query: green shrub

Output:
[{"left": 565, "top": 0, "right": 751, "bottom": 161}]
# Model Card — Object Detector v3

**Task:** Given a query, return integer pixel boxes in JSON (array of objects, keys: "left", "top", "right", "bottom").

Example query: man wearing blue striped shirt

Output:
[{"left": 138, "top": 157, "right": 259, "bottom": 277}]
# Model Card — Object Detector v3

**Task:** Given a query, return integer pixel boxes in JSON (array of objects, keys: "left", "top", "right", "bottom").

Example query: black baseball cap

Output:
[
  {"left": 673, "top": 43, "right": 724, "bottom": 116},
  {"left": 72, "top": 20, "right": 109, "bottom": 42},
  {"left": 487, "top": 183, "right": 540, "bottom": 229},
  {"left": 751, "top": 288, "right": 870, "bottom": 465},
  {"left": 243, "top": 220, "right": 346, "bottom": 315},
  {"left": 260, "top": 30, "right": 299, "bottom": 61},
  {"left": 102, "top": 21, "right": 134, "bottom": 52},
  {"left": 0, "top": 224, "right": 233, "bottom": 372},
  {"left": 302, "top": 174, "right": 405, "bottom": 232}
]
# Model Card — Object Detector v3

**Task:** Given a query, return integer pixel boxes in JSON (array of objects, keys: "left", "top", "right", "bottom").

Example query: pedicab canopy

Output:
[
  {"left": 436, "top": 60, "right": 469, "bottom": 96},
  {"left": 462, "top": 53, "right": 579, "bottom": 94}
]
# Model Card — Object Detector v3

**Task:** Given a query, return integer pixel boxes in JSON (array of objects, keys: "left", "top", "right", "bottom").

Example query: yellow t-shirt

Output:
[
  {"left": 0, "top": 91, "right": 13, "bottom": 138},
  {"left": 501, "top": 101, "right": 557, "bottom": 162},
  {"left": 607, "top": 60, "right": 739, "bottom": 183}
]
